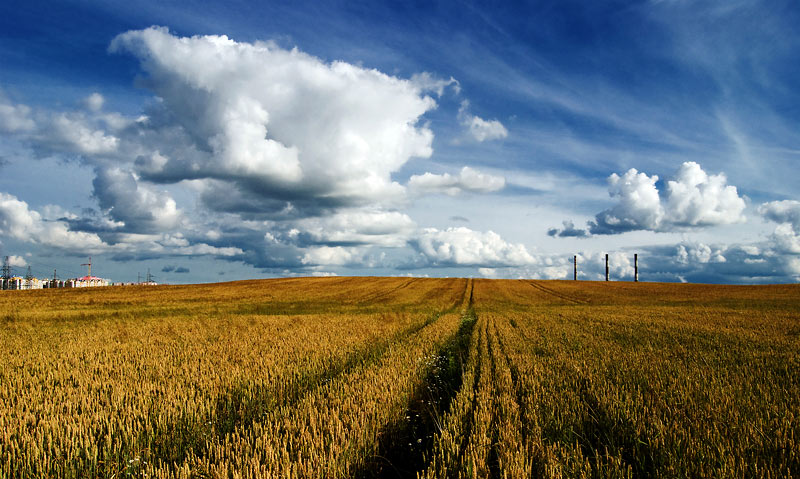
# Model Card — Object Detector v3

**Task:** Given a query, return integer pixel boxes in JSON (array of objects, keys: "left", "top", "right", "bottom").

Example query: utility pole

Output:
[
  {"left": 605, "top": 254, "right": 609, "bottom": 281},
  {"left": 573, "top": 255, "right": 577, "bottom": 281},
  {"left": 146, "top": 269, "right": 154, "bottom": 283},
  {"left": 25, "top": 266, "right": 33, "bottom": 290},
  {"left": 634, "top": 254, "right": 639, "bottom": 282},
  {"left": 81, "top": 257, "right": 92, "bottom": 278}
]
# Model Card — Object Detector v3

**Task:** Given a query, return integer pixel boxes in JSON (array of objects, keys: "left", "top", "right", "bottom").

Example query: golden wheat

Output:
[{"left": 1, "top": 277, "right": 798, "bottom": 477}]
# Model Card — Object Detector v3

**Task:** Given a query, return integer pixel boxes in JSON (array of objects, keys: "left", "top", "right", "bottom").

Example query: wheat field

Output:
[{"left": 1, "top": 277, "right": 798, "bottom": 478}]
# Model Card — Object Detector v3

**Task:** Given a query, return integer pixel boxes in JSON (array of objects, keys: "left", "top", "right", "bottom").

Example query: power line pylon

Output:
[{"left": 1, "top": 256, "right": 10, "bottom": 280}]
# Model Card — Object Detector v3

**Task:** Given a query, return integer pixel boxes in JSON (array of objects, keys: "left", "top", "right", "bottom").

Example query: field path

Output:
[{"left": 526, "top": 280, "right": 587, "bottom": 304}]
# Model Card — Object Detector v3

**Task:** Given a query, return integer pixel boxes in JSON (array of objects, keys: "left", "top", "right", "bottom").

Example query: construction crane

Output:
[{"left": 81, "top": 257, "right": 92, "bottom": 278}]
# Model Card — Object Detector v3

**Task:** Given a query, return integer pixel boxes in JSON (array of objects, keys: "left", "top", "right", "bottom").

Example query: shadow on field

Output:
[
  {"left": 573, "top": 377, "right": 660, "bottom": 477},
  {"left": 354, "top": 308, "right": 478, "bottom": 479}
]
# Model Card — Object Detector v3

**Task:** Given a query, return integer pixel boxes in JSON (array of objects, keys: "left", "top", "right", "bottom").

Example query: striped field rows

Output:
[{"left": 1, "top": 277, "right": 798, "bottom": 477}]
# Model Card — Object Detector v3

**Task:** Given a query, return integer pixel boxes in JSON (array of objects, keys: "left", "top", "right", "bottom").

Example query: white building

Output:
[{"left": 66, "top": 276, "right": 110, "bottom": 288}]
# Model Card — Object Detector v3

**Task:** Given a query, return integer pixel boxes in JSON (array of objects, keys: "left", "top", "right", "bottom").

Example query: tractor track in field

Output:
[
  {"left": 486, "top": 317, "right": 502, "bottom": 479},
  {"left": 355, "top": 303, "right": 479, "bottom": 478},
  {"left": 363, "top": 278, "right": 421, "bottom": 303},
  {"left": 452, "top": 315, "right": 485, "bottom": 474},
  {"left": 147, "top": 303, "right": 448, "bottom": 469},
  {"left": 526, "top": 280, "right": 587, "bottom": 305},
  {"left": 492, "top": 318, "right": 528, "bottom": 451}
]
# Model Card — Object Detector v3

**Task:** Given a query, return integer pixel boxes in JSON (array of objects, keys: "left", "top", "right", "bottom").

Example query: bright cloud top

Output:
[
  {"left": 759, "top": 200, "right": 800, "bottom": 255},
  {"left": 0, "top": 192, "right": 110, "bottom": 252},
  {"left": 551, "top": 162, "right": 746, "bottom": 236},
  {"left": 665, "top": 162, "right": 747, "bottom": 227},
  {"left": 0, "top": 26, "right": 524, "bottom": 276},
  {"left": 1, "top": 7, "right": 798, "bottom": 285},
  {"left": 110, "top": 26, "right": 438, "bottom": 212},
  {"left": 412, "top": 227, "right": 535, "bottom": 267}
]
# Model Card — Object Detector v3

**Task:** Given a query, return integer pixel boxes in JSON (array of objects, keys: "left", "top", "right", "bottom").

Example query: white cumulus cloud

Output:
[
  {"left": 412, "top": 227, "right": 534, "bottom": 267},
  {"left": 0, "top": 192, "right": 110, "bottom": 252},
  {"left": 458, "top": 100, "right": 508, "bottom": 142},
  {"left": 92, "top": 167, "right": 182, "bottom": 233},
  {"left": 110, "top": 26, "right": 438, "bottom": 212},
  {"left": 294, "top": 209, "right": 415, "bottom": 248},
  {"left": 760, "top": 200, "right": 800, "bottom": 255},
  {"left": 589, "top": 167, "right": 664, "bottom": 234},
  {"left": 580, "top": 162, "right": 746, "bottom": 235},
  {"left": 665, "top": 161, "right": 746, "bottom": 226},
  {"left": 301, "top": 246, "right": 364, "bottom": 266},
  {"left": 50, "top": 113, "right": 119, "bottom": 155},
  {"left": 759, "top": 200, "right": 800, "bottom": 230},
  {"left": 408, "top": 166, "right": 506, "bottom": 196},
  {"left": 7, "top": 255, "right": 27, "bottom": 268},
  {"left": 0, "top": 98, "right": 36, "bottom": 133}
]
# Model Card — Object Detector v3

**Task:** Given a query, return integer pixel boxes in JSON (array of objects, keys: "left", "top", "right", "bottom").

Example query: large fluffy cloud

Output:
[
  {"left": 49, "top": 113, "right": 120, "bottom": 155},
  {"left": 110, "top": 26, "right": 438, "bottom": 213},
  {"left": 1, "top": 27, "right": 465, "bottom": 274},
  {"left": 759, "top": 200, "right": 800, "bottom": 230},
  {"left": 665, "top": 161, "right": 746, "bottom": 226},
  {"left": 759, "top": 200, "right": 800, "bottom": 255},
  {"left": 7, "top": 255, "right": 28, "bottom": 268},
  {"left": 590, "top": 167, "right": 664, "bottom": 234},
  {"left": 1, "top": 28, "right": 529, "bottom": 276},
  {"left": 92, "top": 167, "right": 182, "bottom": 233},
  {"left": 292, "top": 210, "right": 416, "bottom": 248},
  {"left": 408, "top": 166, "right": 505, "bottom": 196},
  {"left": 550, "top": 162, "right": 747, "bottom": 236},
  {"left": 0, "top": 192, "right": 110, "bottom": 252},
  {"left": 411, "top": 227, "right": 535, "bottom": 267},
  {"left": 0, "top": 191, "right": 241, "bottom": 260}
]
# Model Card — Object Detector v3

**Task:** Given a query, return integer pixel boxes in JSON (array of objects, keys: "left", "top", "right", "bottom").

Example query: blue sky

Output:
[{"left": 1, "top": 0, "right": 799, "bottom": 284}]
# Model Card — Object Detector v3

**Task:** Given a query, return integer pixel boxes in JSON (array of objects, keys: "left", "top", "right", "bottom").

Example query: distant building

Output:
[
  {"left": 45, "top": 279, "right": 66, "bottom": 289},
  {"left": 66, "top": 276, "right": 110, "bottom": 288},
  {"left": 1, "top": 255, "right": 114, "bottom": 290},
  {"left": 24, "top": 278, "right": 45, "bottom": 290},
  {"left": 1, "top": 277, "right": 24, "bottom": 290}
]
